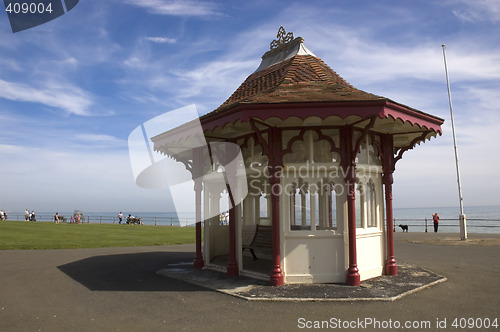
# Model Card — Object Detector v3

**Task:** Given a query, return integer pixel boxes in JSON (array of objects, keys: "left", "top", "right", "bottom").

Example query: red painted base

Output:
[
  {"left": 270, "top": 265, "right": 284, "bottom": 286},
  {"left": 345, "top": 268, "right": 361, "bottom": 286},
  {"left": 384, "top": 258, "right": 398, "bottom": 276},
  {"left": 193, "top": 255, "right": 204, "bottom": 270},
  {"left": 227, "top": 262, "right": 239, "bottom": 277}
]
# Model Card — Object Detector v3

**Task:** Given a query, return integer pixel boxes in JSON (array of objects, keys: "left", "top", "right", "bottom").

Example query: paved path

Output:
[{"left": 0, "top": 233, "right": 499, "bottom": 331}]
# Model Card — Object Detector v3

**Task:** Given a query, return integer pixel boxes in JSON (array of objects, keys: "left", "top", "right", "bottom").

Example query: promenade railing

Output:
[
  {"left": 393, "top": 217, "right": 500, "bottom": 232},
  {"left": 4, "top": 214, "right": 499, "bottom": 232},
  {"left": 5, "top": 213, "right": 197, "bottom": 226}
]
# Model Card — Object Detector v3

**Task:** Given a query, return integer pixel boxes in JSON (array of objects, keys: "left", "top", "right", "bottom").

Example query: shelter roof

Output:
[
  {"left": 153, "top": 27, "right": 444, "bottom": 155},
  {"left": 201, "top": 34, "right": 441, "bottom": 130},
  {"left": 213, "top": 54, "right": 386, "bottom": 113},
  {"left": 204, "top": 37, "right": 388, "bottom": 118}
]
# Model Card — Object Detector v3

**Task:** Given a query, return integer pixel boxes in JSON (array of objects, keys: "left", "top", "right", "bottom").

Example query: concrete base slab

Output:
[{"left": 157, "top": 264, "right": 446, "bottom": 302}]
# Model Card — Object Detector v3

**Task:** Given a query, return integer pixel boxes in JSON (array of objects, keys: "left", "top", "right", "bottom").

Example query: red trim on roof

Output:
[{"left": 200, "top": 101, "right": 443, "bottom": 134}]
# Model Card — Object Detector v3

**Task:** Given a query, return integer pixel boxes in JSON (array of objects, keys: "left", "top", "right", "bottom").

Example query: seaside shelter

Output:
[{"left": 152, "top": 27, "right": 444, "bottom": 286}]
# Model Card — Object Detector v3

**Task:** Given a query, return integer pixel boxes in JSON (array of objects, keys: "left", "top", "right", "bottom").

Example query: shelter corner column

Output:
[
  {"left": 345, "top": 170, "right": 360, "bottom": 286},
  {"left": 269, "top": 173, "right": 284, "bottom": 286},
  {"left": 226, "top": 205, "right": 239, "bottom": 276},
  {"left": 193, "top": 149, "right": 204, "bottom": 270},
  {"left": 382, "top": 134, "right": 397, "bottom": 276},
  {"left": 341, "top": 127, "right": 360, "bottom": 286},
  {"left": 224, "top": 141, "right": 239, "bottom": 277},
  {"left": 269, "top": 128, "right": 284, "bottom": 286},
  {"left": 193, "top": 177, "right": 204, "bottom": 269}
]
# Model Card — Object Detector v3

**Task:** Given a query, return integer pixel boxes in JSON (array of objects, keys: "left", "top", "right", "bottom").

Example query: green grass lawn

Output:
[{"left": 0, "top": 220, "right": 196, "bottom": 250}]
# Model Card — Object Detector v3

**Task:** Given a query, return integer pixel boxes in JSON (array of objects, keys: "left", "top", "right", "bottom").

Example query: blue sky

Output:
[{"left": 0, "top": 0, "right": 499, "bottom": 213}]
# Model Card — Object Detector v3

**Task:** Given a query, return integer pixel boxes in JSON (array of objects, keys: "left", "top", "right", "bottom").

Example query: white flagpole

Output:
[{"left": 441, "top": 44, "right": 467, "bottom": 240}]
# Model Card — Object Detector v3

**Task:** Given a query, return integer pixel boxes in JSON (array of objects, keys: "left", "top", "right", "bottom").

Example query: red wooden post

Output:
[
  {"left": 193, "top": 149, "right": 204, "bottom": 269},
  {"left": 291, "top": 183, "right": 296, "bottom": 226},
  {"left": 345, "top": 170, "right": 361, "bottom": 286},
  {"left": 224, "top": 143, "right": 239, "bottom": 277},
  {"left": 269, "top": 174, "right": 284, "bottom": 285},
  {"left": 269, "top": 128, "right": 284, "bottom": 286},
  {"left": 341, "top": 127, "right": 360, "bottom": 286},
  {"left": 382, "top": 135, "right": 397, "bottom": 275},
  {"left": 328, "top": 184, "right": 333, "bottom": 228},
  {"left": 226, "top": 205, "right": 239, "bottom": 276},
  {"left": 193, "top": 178, "right": 204, "bottom": 269}
]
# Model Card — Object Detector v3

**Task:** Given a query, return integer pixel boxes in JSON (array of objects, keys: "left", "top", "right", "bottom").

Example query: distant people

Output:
[
  {"left": 118, "top": 212, "right": 123, "bottom": 224},
  {"left": 126, "top": 214, "right": 142, "bottom": 224},
  {"left": 76, "top": 214, "right": 81, "bottom": 224},
  {"left": 30, "top": 210, "right": 36, "bottom": 222},
  {"left": 433, "top": 213, "right": 439, "bottom": 233},
  {"left": 25, "top": 209, "right": 29, "bottom": 221},
  {"left": 0, "top": 210, "right": 4, "bottom": 220},
  {"left": 54, "top": 212, "right": 60, "bottom": 224}
]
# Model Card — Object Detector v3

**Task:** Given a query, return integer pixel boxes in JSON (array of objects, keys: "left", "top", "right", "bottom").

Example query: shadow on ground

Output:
[
  {"left": 58, "top": 250, "right": 446, "bottom": 301},
  {"left": 58, "top": 251, "right": 206, "bottom": 292}
]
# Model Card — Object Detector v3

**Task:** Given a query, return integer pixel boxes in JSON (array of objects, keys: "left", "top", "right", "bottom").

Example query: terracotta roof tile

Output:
[{"left": 205, "top": 54, "right": 385, "bottom": 118}]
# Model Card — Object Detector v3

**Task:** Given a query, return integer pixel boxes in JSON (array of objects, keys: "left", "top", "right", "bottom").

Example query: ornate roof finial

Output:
[{"left": 270, "top": 26, "right": 294, "bottom": 50}]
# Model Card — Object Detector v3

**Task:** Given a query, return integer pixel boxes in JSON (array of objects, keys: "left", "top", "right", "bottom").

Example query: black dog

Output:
[{"left": 399, "top": 224, "right": 409, "bottom": 232}]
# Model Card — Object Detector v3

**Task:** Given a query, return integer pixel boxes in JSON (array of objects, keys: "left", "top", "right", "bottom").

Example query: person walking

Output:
[
  {"left": 25, "top": 209, "right": 29, "bottom": 221},
  {"left": 118, "top": 212, "right": 123, "bottom": 224},
  {"left": 433, "top": 213, "right": 439, "bottom": 233}
]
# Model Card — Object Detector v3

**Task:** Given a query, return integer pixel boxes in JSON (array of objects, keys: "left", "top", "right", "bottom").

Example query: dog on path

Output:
[{"left": 398, "top": 224, "right": 409, "bottom": 232}]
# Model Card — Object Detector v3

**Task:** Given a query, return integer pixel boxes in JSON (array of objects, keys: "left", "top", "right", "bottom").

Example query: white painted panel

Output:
[
  {"left": 284, "top": 236, "right": 345, "bottom": 283},
  {"left": 356, "top": 233, "right": 384, "bottom": 281}
]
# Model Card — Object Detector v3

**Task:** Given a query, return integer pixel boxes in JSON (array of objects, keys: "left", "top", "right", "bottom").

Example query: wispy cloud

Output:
[
  {"left": 0, "top": 143, "right": 26, "bottom": 155},
  {"left": 122, "top": 0, "right": 222, "bottom": 17},
  {"left": 461, "top": 85, "right": 500, "bottom": 112},
  {"left": 452, "top": 0, "right": 500, "bottom": 23},
  {"left": 58, "top": 57, "right": 79, "bottom": 66},
  {"left": 0, "top": 78, "right": 93, "bottom": 116},
  {"left": 123, "top": 56, "right": 146, "bottom": 68},
  {"left": 145, "top": 36, "right": 177, "bottom": 44},
  {"left": 74, "top": 134, "right": 126, "bottom": 148},
  {"left": 170, "top": 60, "right": 256, "bottom": 99}
]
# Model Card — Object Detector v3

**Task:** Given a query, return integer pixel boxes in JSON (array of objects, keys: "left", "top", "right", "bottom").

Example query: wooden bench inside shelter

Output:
[{"left": 242, "top": 224, "right": 273, "bottom": 260}]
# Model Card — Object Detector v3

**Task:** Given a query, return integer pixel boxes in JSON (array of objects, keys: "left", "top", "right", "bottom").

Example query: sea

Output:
[
  {"left": 5, "top": 206, "right": 500, "bottom": 234},
  {"left": 392, "top": 206, "right": 500, "bottom": 234}
]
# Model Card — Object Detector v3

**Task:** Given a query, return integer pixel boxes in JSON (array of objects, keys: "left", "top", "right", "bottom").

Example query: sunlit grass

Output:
[{"left": 0, "top": 220, "right": 195, "bottom": 250}]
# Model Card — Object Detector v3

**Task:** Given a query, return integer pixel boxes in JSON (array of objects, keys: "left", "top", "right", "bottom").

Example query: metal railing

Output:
[
  {"left": 4, "top": 213, "right": 197, "bottom": 226},
  {"left": 4, "top": 213, "right": 499, "bottom": 232},
  {"left": 393, "top": 217, "right": 500, "bottom": 232}
]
